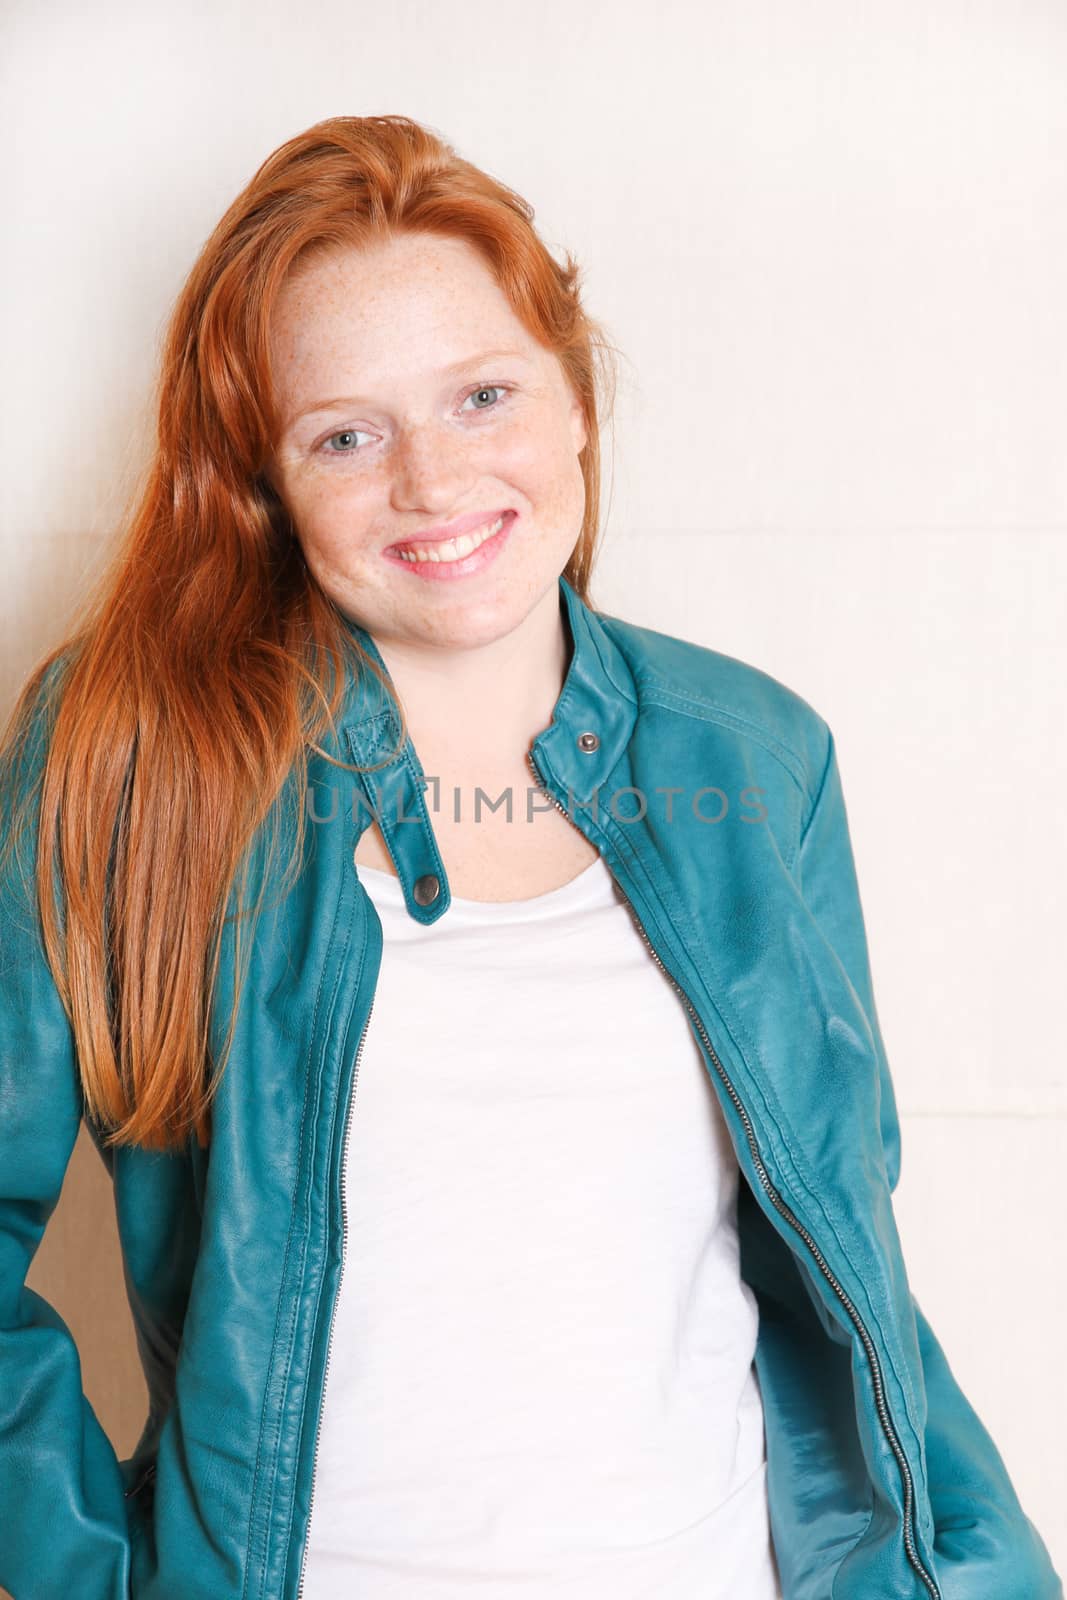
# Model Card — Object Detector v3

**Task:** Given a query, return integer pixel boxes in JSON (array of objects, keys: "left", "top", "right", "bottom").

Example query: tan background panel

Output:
[{"left": 2, "top": 1129, "right": 146, "bottom": 1600}]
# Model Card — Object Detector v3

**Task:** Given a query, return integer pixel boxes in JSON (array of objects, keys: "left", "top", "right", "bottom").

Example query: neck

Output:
[{"left": 367, "top": 583, "right": 572, "bottom": 776}]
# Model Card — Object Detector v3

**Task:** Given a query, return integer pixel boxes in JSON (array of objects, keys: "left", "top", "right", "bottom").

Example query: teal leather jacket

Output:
[{"left": 1, "top": 574, "right": 1061, "bottom": 1600}]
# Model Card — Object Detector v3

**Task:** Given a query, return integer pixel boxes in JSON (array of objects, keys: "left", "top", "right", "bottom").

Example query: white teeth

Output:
[{"left": 393, "top": 514, "right": 506, "bottom": 564}]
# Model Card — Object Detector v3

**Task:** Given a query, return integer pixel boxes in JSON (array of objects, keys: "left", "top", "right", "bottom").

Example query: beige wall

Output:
[
  {"left": 25, "top": 1129, "right": 148, "bottom": 1456},
  {"left": 3, "top": 1129, "right": 146, "bottom": 1600},
  {"left": 3, "top": 0, "right": 1065, "bottom": 1593}
]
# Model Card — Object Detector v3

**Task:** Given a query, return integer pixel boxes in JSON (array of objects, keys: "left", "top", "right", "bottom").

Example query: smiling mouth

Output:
[{"left": 388, "top": 513, "right": 509, "bottom": 564}]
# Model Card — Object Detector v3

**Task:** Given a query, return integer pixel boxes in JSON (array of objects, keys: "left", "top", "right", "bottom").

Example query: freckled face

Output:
[{"left": 268, "top": 232, "right": 588, "bottom": 651}]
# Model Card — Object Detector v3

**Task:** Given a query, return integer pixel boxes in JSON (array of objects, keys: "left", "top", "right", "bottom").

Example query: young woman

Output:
[{"left": 0, "top": 115, "right": 1060, "bottom": 1600}]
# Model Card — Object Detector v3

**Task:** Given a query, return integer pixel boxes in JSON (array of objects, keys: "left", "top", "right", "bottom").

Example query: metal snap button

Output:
[
  {"left": 577, "top": 731, "right": 599, "bottom": 753},
  {"left": 413, "top": 873, "right": 441, "bottom": 906}
]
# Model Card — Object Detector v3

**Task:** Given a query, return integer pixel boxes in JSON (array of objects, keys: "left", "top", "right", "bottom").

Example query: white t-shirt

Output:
[{"left": 301, "top": 851, "right": 783, "bottom": 1598}]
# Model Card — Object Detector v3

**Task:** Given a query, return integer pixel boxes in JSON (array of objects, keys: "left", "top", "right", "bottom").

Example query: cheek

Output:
[
  {"left": 529, "top": 428, "right": 586, "bottom": 516},
  {"left": 287, "top": 473, "right": 371, "bottom": 553},
  {"left": 503, "top": 419, "right": 582, "bottom": 504}
]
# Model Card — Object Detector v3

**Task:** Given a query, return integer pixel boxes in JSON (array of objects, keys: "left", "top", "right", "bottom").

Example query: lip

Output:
[
  {"left": 381, "top": 510, "right": 516, "bottom": 581},
  {"left": 385, "top": 508, "right": 514, "bottom": 550}
]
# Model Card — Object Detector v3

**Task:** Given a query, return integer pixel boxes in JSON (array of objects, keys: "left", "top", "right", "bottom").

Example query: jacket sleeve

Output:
[
  {"left": 0, "top": 690, "right": 133, "bottom": 1598},
  {"left": 796, "top": 720, "right": 1063, "bottom": 1599}
]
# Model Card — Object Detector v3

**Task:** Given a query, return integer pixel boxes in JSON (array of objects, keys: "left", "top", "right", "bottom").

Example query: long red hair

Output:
[{"left": 0, "top": 115, "right": 619, "bottom": 1153}]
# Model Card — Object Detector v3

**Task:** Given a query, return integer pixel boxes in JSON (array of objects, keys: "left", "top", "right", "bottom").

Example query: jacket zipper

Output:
[
  {"left": 525, "top": 747, "right": 940, "bottom": 1600},
  {"left": 294, "top": 987, "right": 377, "bottom": 1600}
]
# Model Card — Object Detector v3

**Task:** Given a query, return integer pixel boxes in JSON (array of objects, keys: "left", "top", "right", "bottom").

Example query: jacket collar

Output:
[{"left": 333, "top": 574, "right": 638, "bottom": 921}]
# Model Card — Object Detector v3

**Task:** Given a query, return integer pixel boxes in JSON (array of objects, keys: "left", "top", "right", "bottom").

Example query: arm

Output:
[
  {"left": 0, "top": 688, "right": 133, "bottom": 1599},
  {"left": 796, "top": 721, "right": 1063, "bottom": 1600}
]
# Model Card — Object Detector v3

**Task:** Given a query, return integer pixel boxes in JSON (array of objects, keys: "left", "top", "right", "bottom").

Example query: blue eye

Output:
[
  {"left": 322, "top": 429, "right": 366, "bottom": 455},
  {"left": 461, "top": 383, "right": 508, "bottom": 411}
]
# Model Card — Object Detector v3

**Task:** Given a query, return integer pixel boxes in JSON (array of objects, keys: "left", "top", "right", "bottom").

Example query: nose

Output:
[{"left": 389, "top": 421, "right": 473, "bottom": 513}]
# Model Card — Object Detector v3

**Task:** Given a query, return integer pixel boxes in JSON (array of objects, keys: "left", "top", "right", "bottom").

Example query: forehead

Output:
[{"left": 270, "top": 233, "right": 538, "bottom": 378}]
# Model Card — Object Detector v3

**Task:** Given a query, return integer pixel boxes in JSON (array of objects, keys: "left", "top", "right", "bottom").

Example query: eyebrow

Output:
[{"left": 286, "top": 348, "right": 532, "bottom": 427}]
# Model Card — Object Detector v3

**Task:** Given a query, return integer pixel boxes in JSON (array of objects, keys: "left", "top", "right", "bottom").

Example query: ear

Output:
[
  {"left": 260, "top": 453, "right": 284, "bottom": 499},
  {"left": 570, "top": 395, "right": 588, "bottom": 457}
]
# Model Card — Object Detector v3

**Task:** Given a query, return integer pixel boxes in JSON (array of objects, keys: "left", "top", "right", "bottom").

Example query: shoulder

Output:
[
  {"left": 595, "top": 607, "right": 832, "bottom": 814},
  {"left": 1, "top": 645, "right": 77, "bottom": 791},
  {"left": 1, "top": 644, "right": 80, "bottom": 902}
]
